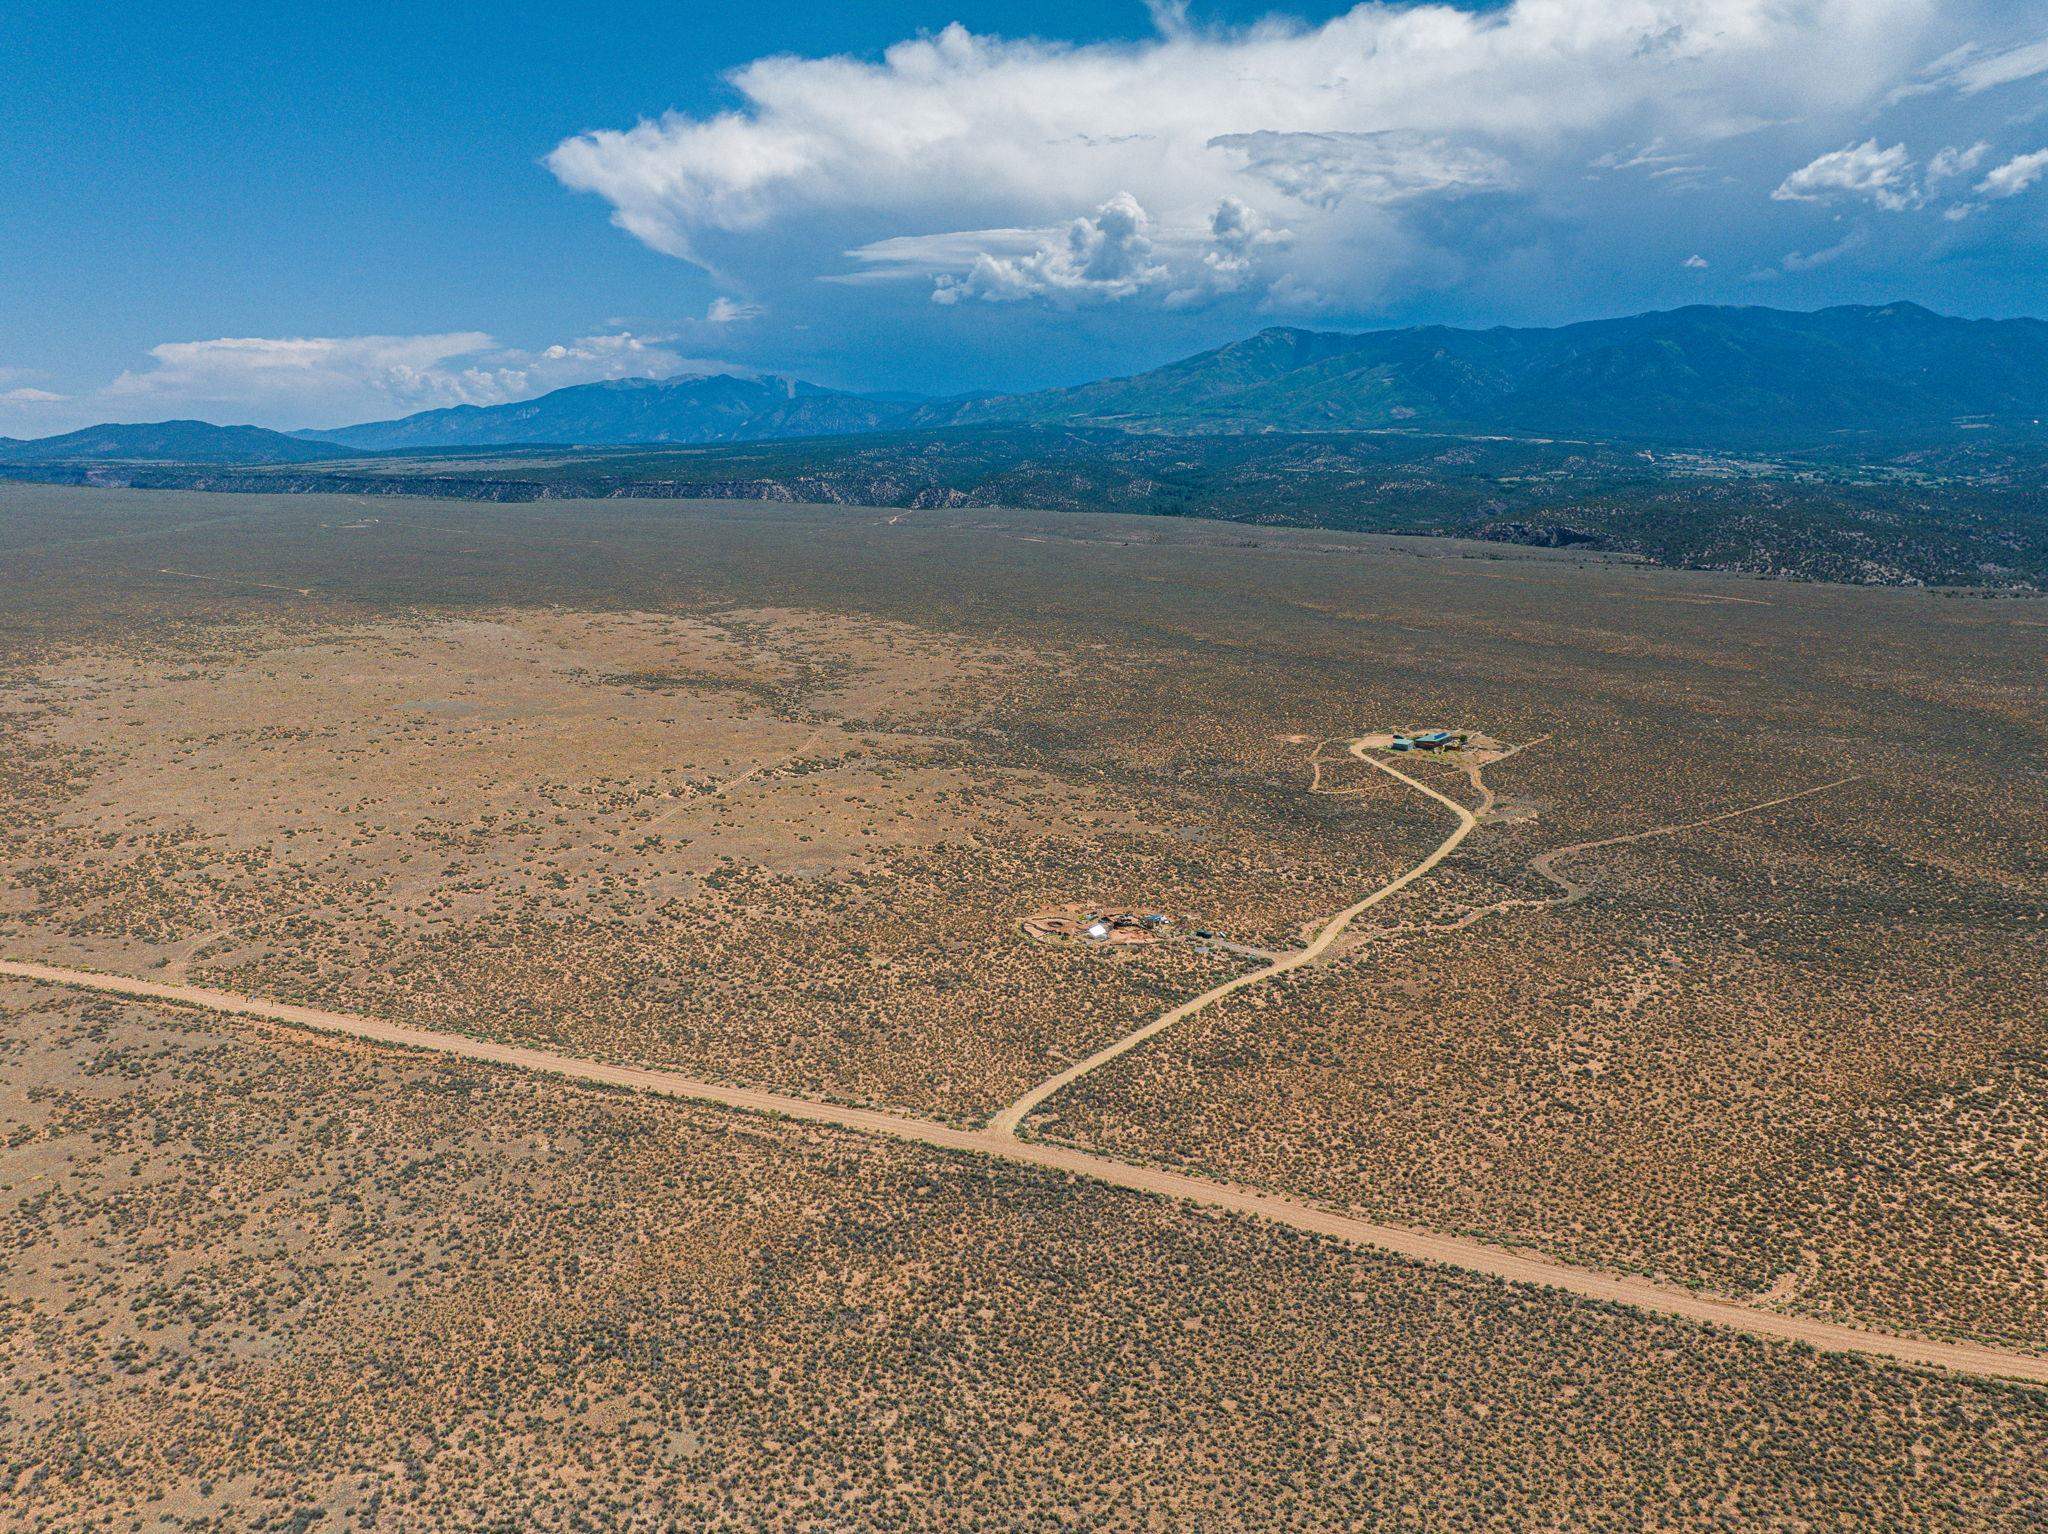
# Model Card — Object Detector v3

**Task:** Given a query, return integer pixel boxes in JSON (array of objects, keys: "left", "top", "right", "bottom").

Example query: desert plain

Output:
[{"left": 1, "top": 483, "right": 2043, "bottom": 1530}]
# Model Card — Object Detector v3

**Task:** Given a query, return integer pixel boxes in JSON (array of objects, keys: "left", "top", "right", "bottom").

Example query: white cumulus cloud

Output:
[
  {"left": 1772, "top": 140, "right": 1920, "bottom": 210},
  {"left": 99, "top": 331, "right": 738, "bottom": 427},
  {"left": 1197, "top": 196, "right": 1292, "bottom": 291},
  {"left": 931, "top": 193, "right": 1170, "bottom": 305},
  {"left": 1977, "top": 147, "right": 2048, "bottom": 198},
  {"left": 846, "top": 192, "right": 1296, "bottom": 310},
  {"left": 547, "top": 1, "right": 1940, "bottom": 309},
  {"left": 1927, "top": 141, "right": 1990, "bottom": 180},
  {"left": 104, "top": 333, "right": 496, "bottom": 414}
]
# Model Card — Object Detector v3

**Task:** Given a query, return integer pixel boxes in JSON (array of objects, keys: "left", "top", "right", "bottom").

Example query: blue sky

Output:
[{"left": 5, "top": 1, "right": 2048, "bottom": 434}]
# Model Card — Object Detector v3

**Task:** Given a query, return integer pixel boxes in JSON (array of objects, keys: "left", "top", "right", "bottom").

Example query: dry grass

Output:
[
  {"left": 1, "top": 602, "right": 1396, "bottom": 1121},
  {"left": 0, "top": 483, "right": 2043, "bottom": 1520},
  {"left": 4, "top": 983, "right": 2044, "bottom": 1533}
]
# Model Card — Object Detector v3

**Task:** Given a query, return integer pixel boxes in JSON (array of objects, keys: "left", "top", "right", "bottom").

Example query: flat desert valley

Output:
[{"left": 2, "top": 484, "right": 2044, "bottom": 1531}]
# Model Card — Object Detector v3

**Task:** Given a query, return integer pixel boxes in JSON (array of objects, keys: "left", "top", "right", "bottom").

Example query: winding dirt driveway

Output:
[
  {"left": 3, "top": 952, "right": 2042, "bottom": 1385},
  {"left": 987, "top": 747, "right": 1478, "bottom": 1136}
]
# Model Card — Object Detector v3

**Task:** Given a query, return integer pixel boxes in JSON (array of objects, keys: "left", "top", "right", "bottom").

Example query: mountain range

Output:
[
  {"left": 7, "top": 302, "right": 2048, "bottom": 465},
  {"left": 950, "top": 301, "right": 2048, "bottom": 442},
  {"left": 294, "top": 373, "right": 910, "bottom": 451},
  {"left": 0, "top": 419, "right": 353, "bottom": 465}
]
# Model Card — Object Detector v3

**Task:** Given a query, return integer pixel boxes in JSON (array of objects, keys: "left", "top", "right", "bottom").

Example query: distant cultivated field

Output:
[{"left": 2, "top": 483, "right": 2044, "bottom": 1527}]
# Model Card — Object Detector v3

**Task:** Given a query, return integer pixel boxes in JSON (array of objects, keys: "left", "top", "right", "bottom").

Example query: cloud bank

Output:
[
  {"left": 96, "top": 331, "right": 734, "bottom": 426},
  {"left": 547, "top": 0, "right": 1952, "bottom": 311}
]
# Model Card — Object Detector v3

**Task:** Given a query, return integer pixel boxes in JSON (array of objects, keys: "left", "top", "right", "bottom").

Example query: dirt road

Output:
[
  {"left": 5, "top": 955, "right": 2041, "bottom": 1385},
  {"left": 987, "top": 746, "right": 1478, "bottom": 1136},
  {"left": 1392, "top": 774, "right": 1867, "bottom": 942},
  {"left": 1527, "top": 775, "right": 1864, "bottom": 904}
]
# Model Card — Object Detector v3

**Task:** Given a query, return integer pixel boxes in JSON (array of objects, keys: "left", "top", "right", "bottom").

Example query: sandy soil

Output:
[{"left": 3, "top": 953, "right": 2040, "bottom": 1386}]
